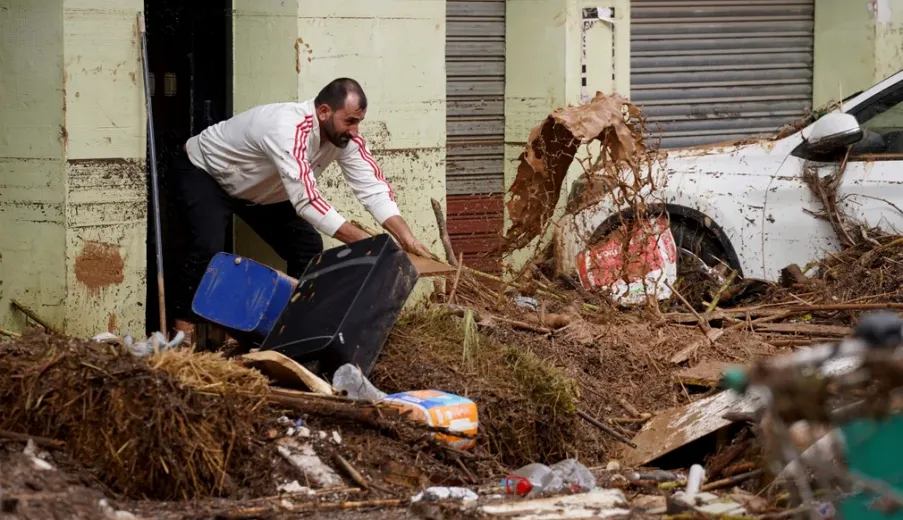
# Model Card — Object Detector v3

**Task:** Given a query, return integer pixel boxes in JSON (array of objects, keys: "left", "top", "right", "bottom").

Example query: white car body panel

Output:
[{"left": 561, "top": 70, "right": 903, "bottom": 281}]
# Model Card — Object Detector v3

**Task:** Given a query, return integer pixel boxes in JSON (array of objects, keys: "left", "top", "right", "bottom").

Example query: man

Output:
[{"left": 173, "top": 77, "right": 431, "bottom": 343}]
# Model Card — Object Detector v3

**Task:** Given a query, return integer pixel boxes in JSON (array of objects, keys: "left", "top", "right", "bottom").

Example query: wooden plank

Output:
[
  {"left": 240, "top": 350, "right": 334, "bottom": 395},
  {"left": 408, "top": 255, "right": 456, "bottom": 276},
  {"left": 673, "top": 360, "right": 732, "bottom": 388}
]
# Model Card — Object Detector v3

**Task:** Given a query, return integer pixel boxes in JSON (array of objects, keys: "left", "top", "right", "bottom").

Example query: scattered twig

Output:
[
  {"left": 431, "top": 198, "right": 459, "bottom": 266},
  {"left": 706, "top": 270, "right": 738, "bottom": 313},
  {"left": 10, "top": 299, "right": 58, "bottom": 335},
  {"left": 0, "top": 327, "right": 21, "bottom": 338},
  {"left": 700, "top": 469, "right": 763, "bottom": 492},
  {"left": 454, "top": 456, "right": 478, "bottom": 484},
  {"left": 577, "top": 409, "right": 638, "bottom": 448},
  {"left": 0, "top": 429, "right": 66, "bottom": 450},
  {"left": 447, "top": 253, "right": 465, "bottom": 304},
  {"left": 333, "top": 453, "right": 369, "bottom": 490},
  {"left": 665, "top": 281, "right": 710, "bottom": 333},
  {"left": 617, "top": 397, "right": 643, "bottom": 418}
]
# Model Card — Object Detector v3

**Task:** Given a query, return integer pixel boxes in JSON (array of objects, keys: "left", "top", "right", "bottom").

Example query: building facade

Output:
[{"left": 1, "top": 0, "right": 900, "bottom": 337}]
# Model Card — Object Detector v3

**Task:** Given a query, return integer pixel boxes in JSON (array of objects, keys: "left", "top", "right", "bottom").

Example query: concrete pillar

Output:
[
  {"left": 502, "top": 0, "right": 629, "bottom": 272},
  {"left": 61, "top": 0, "right": 147, "bottom": 337},
  {"left": 1, "top": 0, "right": 146, "bottom": 337},
  {"left": 0, "top": 0, "right": 68, "bottom": 333}
]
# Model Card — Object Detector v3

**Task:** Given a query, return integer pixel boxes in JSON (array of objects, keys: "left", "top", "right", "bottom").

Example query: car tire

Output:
[{"left": 669, "top": 217, "right": 733, "bottom": 271}]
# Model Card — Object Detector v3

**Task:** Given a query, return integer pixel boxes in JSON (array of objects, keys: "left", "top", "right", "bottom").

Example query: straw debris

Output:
[{"left": 0, "top": 332, "right": 277, "bottom": 500}]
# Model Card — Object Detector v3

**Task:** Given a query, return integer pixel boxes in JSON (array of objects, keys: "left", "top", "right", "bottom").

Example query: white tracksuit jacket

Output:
[{"left": 185, "top": 98, "right": 399, "bottom": 237}]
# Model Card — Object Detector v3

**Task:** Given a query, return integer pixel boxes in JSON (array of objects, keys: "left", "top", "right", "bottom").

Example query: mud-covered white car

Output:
[{"left": 561, "top": 69, "right": 903, "bottom": 281}]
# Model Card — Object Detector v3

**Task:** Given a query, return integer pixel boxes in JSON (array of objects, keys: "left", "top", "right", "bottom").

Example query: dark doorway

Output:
[{"left": 143, "top": 0, "right": 232, "bottom": 338}]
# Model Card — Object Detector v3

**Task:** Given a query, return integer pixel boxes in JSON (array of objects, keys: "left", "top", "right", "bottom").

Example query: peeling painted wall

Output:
[
  {"left": 62, "top": 0, "right": 147, "bottom": 337},
  {"left": 502, "top": 0, "right": 629, "bottom": 271},
  {"left": 0, "top": 0, "right": 68, "bottom": 333},
  {"left": 813, "top": 0, "right": 876, "bottom": 107},
  {"left": 233, "top": 0, "right": 447, "bottom": 302},
  {"left": 1, "top": 0, "right": 145, "bottom": 337},
  {"left": 813, "top": 0, "right": 903, "bottom": 108}
]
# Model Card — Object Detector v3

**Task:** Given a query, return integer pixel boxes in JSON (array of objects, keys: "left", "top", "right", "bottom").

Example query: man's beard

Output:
[{"left": 323, "top": 119, "right": 353, "bottom": 148}]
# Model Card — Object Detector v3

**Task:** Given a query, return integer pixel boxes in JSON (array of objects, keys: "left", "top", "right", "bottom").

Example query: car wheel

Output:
[{"left": 669, "top": 218, "right": 733, "bottom": 272}]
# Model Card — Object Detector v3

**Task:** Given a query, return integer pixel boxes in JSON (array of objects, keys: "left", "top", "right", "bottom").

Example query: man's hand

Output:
[
  {"left": 382, "top": 215, "right": 434, "bottom": 258},
  {"left": 399, "top": 236, "right": 433, "bottom": 259}
]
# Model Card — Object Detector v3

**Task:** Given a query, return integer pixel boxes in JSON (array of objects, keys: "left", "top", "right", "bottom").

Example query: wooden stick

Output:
[
  {"left": 431, "top": 198, "right": 458, "bottom": 266},
  {"left": 448, "top": 253, "right": 465, "bottom": 304},
  {"left": 668, "top": 302, "right": 903, "bottom": 325},
  {"left": 10, "top": 299, "right": 58, "bottom": 335},
  {"left": 0, "top": 430, "right": 66, "bottom": 450},
  {"left": 0, "top": 327, "right": 21, "bottom": 338},
  {"left": 333, "top": 453, "right": 369, "bottom": 490},
  {"left": 617, "top": 397, "right": 643, "bottom": 418},
  {"left": 705, "top": 270, "right": 737, "bottom": 313},
  {"left": 665, "top": 281, "right": 710, "bottom": 333},
  {"left": 577, "top": 409, "right": 638, "bottom": 448},
  {"left": 700, "top": 469, "right": 762, "bottom": 492}
]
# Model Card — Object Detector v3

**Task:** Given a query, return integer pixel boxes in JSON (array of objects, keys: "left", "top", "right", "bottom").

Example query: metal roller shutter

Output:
[
  {"left": 630, "top": 0, "right": 815, "bottom": 149},
  {"left": 446, "top": 0, "right": 505, "bottom": 271}
]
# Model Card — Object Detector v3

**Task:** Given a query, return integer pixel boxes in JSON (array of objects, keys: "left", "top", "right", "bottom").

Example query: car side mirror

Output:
[{"left": 800, "top": 112, "right": 863, "bottom": 154}]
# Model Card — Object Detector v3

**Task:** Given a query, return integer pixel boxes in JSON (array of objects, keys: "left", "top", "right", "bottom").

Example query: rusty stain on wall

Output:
[
  {"left": 294, "top": 38, "right": 313, "bottom": 73},
  {"left": 74, "top": 241, "right": 125, "bottom": 294},
  {"left": 108, "top": 312, "right": 117, "bottom": 333}
]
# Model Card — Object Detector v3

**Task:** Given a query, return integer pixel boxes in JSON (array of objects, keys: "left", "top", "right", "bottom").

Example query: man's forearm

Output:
[
  {"left": 333, "top": 221, "right": 372, "bottom": 244},
  {"left": 381, "top": 215, "right": 416, "bottom": 243}
]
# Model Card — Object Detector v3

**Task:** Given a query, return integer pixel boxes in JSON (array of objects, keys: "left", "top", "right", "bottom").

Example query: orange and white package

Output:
[{"left": 380, "top": 390, "right": 478, "bottom": 450}]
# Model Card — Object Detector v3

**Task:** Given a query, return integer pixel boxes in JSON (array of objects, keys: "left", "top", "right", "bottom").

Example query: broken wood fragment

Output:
[
  {"left": 0, "top": 429, "right": 65, "bottom": 450},
  {"left": 240, "top": 350, "right": 334, "bottom": 395},
  {"left": 333, "top": 453, "right": 369, "bottom": 490},
  {"left": 10, "top": 299, "right": 58, "bottom": 336},
  {"left": 700, "top": 469, "right": 762, "bottom": 492},
  {"left": 780, "top": 264, "right": 810, "bottom": 288},
  {"left": 577, "top": 409, "right": 637, "bottom": 448},
  {"left": 431, "top": 198, "right": 459, "bottom": 267}
]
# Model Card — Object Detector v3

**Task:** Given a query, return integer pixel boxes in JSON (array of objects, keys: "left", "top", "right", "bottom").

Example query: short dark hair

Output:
[{"left": 314, "top": 78, "right": 368, "bottom": 111}]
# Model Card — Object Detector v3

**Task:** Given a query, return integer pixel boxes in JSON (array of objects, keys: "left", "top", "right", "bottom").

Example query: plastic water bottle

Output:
[
  {"left": 332, "top": 364, "right": 387, "bottom": 402},
  {"left": 503, "top": 460, "right": 595, "bottom": 497}
]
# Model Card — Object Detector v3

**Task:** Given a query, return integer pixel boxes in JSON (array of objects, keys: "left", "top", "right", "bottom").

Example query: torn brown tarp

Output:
[{"left": 498, "top": 92, "right": 646, "bottom": 255}]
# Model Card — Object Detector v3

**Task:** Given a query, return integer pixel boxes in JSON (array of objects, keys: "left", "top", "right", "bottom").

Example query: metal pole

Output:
[{"left": 138, "top": 12, "right": 167, "bottom": 338}]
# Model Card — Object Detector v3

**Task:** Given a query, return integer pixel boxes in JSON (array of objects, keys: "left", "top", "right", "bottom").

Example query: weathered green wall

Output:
[
  {"left": 62, "top": 0, "right": 147, "bottom": 337},
  {"left": 813, "top": 0, "right": 876, "bottom": 107},
  {"left": 813, "top": 0, "right": 903, "bottom": 108},
  {"left": 233, "top": 0, "right": 447, "bottom": 302},
  {"left": 0, "top": 0, "right": 146, "bottom": 337},
  {"left": 502, "top": 0, "right": 629, "bottom": 271},
  {"left": 0, "top": 0, "right": 67, "bottom": 333}
]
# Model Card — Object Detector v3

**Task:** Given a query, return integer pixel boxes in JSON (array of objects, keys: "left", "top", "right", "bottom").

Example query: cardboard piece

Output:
[
  {"left": 407, "top": 253, "right": 456, "bottom": 276},
  {"left": 240, "top": 350, "right": 334, "bottom": 395},
  {"left": 673, "top": 360, "right": 731, "bottom": 388}
]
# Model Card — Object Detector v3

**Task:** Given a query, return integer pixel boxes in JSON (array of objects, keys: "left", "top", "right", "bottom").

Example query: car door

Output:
[
  {"left": 837, "top": 81, "right": 903, "bottom": 235},
  {"left": 763, "top": 78, "right": 903, "bottom": 279}
]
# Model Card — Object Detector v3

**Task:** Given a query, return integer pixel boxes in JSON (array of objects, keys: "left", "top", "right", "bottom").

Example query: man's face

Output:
[{"left": 317, "top": 94, "right": 366, "bottom": 148}]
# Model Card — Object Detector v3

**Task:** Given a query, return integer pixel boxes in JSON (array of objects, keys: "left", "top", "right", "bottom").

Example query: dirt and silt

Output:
[{"left": 2, "top": 92, "right": 901, "bottom": 518}]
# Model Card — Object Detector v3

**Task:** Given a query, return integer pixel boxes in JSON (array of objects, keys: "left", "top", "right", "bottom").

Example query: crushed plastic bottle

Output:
[
  {"left": 631, "top": 470, "right": 680, "bottom": 482},
  {"left": 332, "top": 364, "right": 387, "bottom": 402},
  {"left": 503, "top": 459, "right": 595, "bottom": 497}
]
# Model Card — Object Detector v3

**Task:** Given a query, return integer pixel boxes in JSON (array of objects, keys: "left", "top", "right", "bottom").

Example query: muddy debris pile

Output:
[
  {"left": 5, "top": 93, "right": 903, "bottom": 519},
  {"left": 0, "top": 333, "right": 278, "bottom": 501}
]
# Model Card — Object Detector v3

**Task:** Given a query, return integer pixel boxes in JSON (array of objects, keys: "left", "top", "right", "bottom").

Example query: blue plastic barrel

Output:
[{"left": 191, "top": 253, "right": 296, "bottom": 340}]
